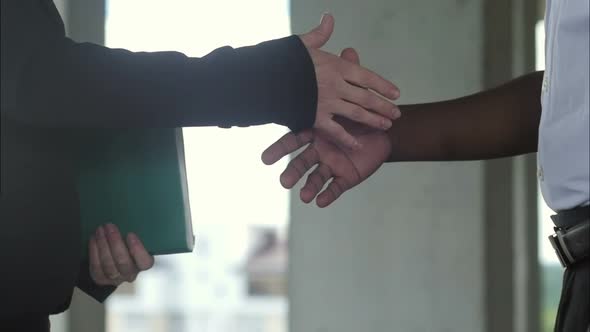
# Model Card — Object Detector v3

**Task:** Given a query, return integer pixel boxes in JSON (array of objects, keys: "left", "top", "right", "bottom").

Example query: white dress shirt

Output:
[{"left": 538, "top": 0, "right": 590, "bottom": 211}]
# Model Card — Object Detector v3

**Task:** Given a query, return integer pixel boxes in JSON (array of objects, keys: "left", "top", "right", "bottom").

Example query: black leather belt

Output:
[{"left": 548, "top": 205, "right": 590, "bottom": 268}]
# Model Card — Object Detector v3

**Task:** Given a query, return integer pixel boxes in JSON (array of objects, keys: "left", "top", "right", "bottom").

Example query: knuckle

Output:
[
  {"left": 383, "top": 102, "right": 395, "bottom": 114},
  {"left": 118, "top": 261, "right": 133, "bottom": 273},
  {"left": 351, "top": 107, "right": 364, "bottom": 121},
  {"left": 319, "top": 68, "right": 342, "bottom": 86},
  {"left": 361, "top": 92, "right": 373, "bottom": 106},
  {"left": 294, "top": 160, "right": 306, "bottom": 173},
  {"left": 312, "top": 175, "right": 323, "bottom": 187},
  {"left": 317, "top": 170, "right": 328, "bottom": 183},
  {"left": 369, "top": 95, "right": 383, "bottom": 109},
  {"left": 365, "top": 71, "right": 378, "bottom": 85},
  {"left": 300, "top": 157, "right": 311, "bottom": 170},
  {"left": 337, "top": 130, "right": 350, "bottom": 143},
  {"left": 299, "top": 130, "right": 313, "bottom": 142},
  {"left": 114, "top": 254, "right": 128, "bottom": 266},
  {"left": 98, "top": 247, "right": 111, "bottom": 259},
  {"left": 104, "top": 263, "right": 118, "bottom": 275},
  {"left": 106, "top": 272, "right": 119, "bottom": 280},
  {"left": 368, "top": 116, "right": 382, "bottom": 128},
  {"left": 357, "top": 70, "right": 371, "bottom": 84},
  {"left": 345, "top": 66, "right": 360, "bottom": 81},
  {"left": 289, "top": 160, "right": 302, "bottom": 174}
]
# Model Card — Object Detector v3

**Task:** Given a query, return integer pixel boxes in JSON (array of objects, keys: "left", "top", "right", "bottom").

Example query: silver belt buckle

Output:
[{"left": 548, "top": 230, "right": 575, "bottom": 268}]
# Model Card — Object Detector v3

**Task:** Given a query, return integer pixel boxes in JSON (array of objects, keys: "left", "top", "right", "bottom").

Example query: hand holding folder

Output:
[{"left": 87, "top": 223, "right": 155, "bottom": 286}]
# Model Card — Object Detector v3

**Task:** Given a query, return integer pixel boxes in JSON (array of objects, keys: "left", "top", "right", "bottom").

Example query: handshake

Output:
[{"left": 262, "top": 14, "right": 399, "bottom": 208}]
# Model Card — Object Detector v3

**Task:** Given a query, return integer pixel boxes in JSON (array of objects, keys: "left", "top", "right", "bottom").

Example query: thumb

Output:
[
  {"left": 299, "top": 13, "right": 334, "bottom": 49},
  {"left": 340, "top": 47, "right": 360, "bottom": 65}
]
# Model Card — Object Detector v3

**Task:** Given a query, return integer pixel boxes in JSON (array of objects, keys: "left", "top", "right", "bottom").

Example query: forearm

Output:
[
  {"left": 387, "top": 71, "right": 543, "bottom": 162},
  {"left": 1, "top": 0, "right": 317, "bottom": 131},
  {"left": 12, "top": 37, "right": 316, "bottom": 131}
]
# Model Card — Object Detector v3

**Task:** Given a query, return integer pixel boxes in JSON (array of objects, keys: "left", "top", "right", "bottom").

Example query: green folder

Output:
[{"left": 76, "top": 128, "right": 194, "bottom": 257}]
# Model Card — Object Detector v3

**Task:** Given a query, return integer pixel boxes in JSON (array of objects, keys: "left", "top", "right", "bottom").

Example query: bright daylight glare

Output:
[{"left": 105, "top": 1, "right": 292, "bottom": 331}]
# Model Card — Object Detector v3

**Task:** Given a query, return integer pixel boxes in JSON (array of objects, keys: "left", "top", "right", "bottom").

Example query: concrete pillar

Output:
[{"left": 288, "top": 1, "right": 538, "bottom": 331}]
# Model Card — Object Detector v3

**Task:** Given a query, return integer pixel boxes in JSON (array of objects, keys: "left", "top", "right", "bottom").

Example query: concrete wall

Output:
[{"left": 288, "top": 1, "right": 536, "bottom": 331}]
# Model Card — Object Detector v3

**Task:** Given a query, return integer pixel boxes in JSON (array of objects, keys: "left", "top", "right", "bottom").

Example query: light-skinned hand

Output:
[
  {"left": 262, "top": 48, "right": 392, "bottom": 207},
  {"left": 89, "top": 223, "right": 154, "bottom": 286},
  {"left": 299, "top": 14, "right": 401, "bottom": 150}
]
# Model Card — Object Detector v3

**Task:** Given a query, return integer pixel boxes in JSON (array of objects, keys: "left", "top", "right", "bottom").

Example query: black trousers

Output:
[
  {"left": 554, "top": 259, "right": 590, "bottom": 332},
  {"left": 552, "top": 206, "right": 590, "bottom": 332},
  {"left": 0, "top": 315, "right": 50, "bottom": 332}
]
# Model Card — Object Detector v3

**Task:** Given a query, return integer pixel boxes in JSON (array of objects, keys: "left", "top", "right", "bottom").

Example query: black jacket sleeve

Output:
[
  {"left": 1, "top": 0, "right": 317, "bottom": 306},
  {"left": 1, "top": 0, "right": 317, "bottom": 132},
  {"left": 76, "top": 260, "right": 117, "bottom": 303}
]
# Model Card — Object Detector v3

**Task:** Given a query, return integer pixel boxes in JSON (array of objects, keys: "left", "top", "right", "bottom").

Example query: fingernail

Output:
[
  {"left": 354, "top": 141, "right": 362, "bottom": 150},
  {"left": 96, "top": 226, "right": 105, "bottom": 238},
  {"left": 394, "top": 109, "right": 402, "bottom": 119},
  {"left": 105, "top": 223, "right": 117, "bottom": 234}
]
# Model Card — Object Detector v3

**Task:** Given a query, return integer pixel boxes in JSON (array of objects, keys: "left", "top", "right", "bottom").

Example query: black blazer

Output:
[{"left": 0, "top": 0, "right": 317, "bottom": 317}]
